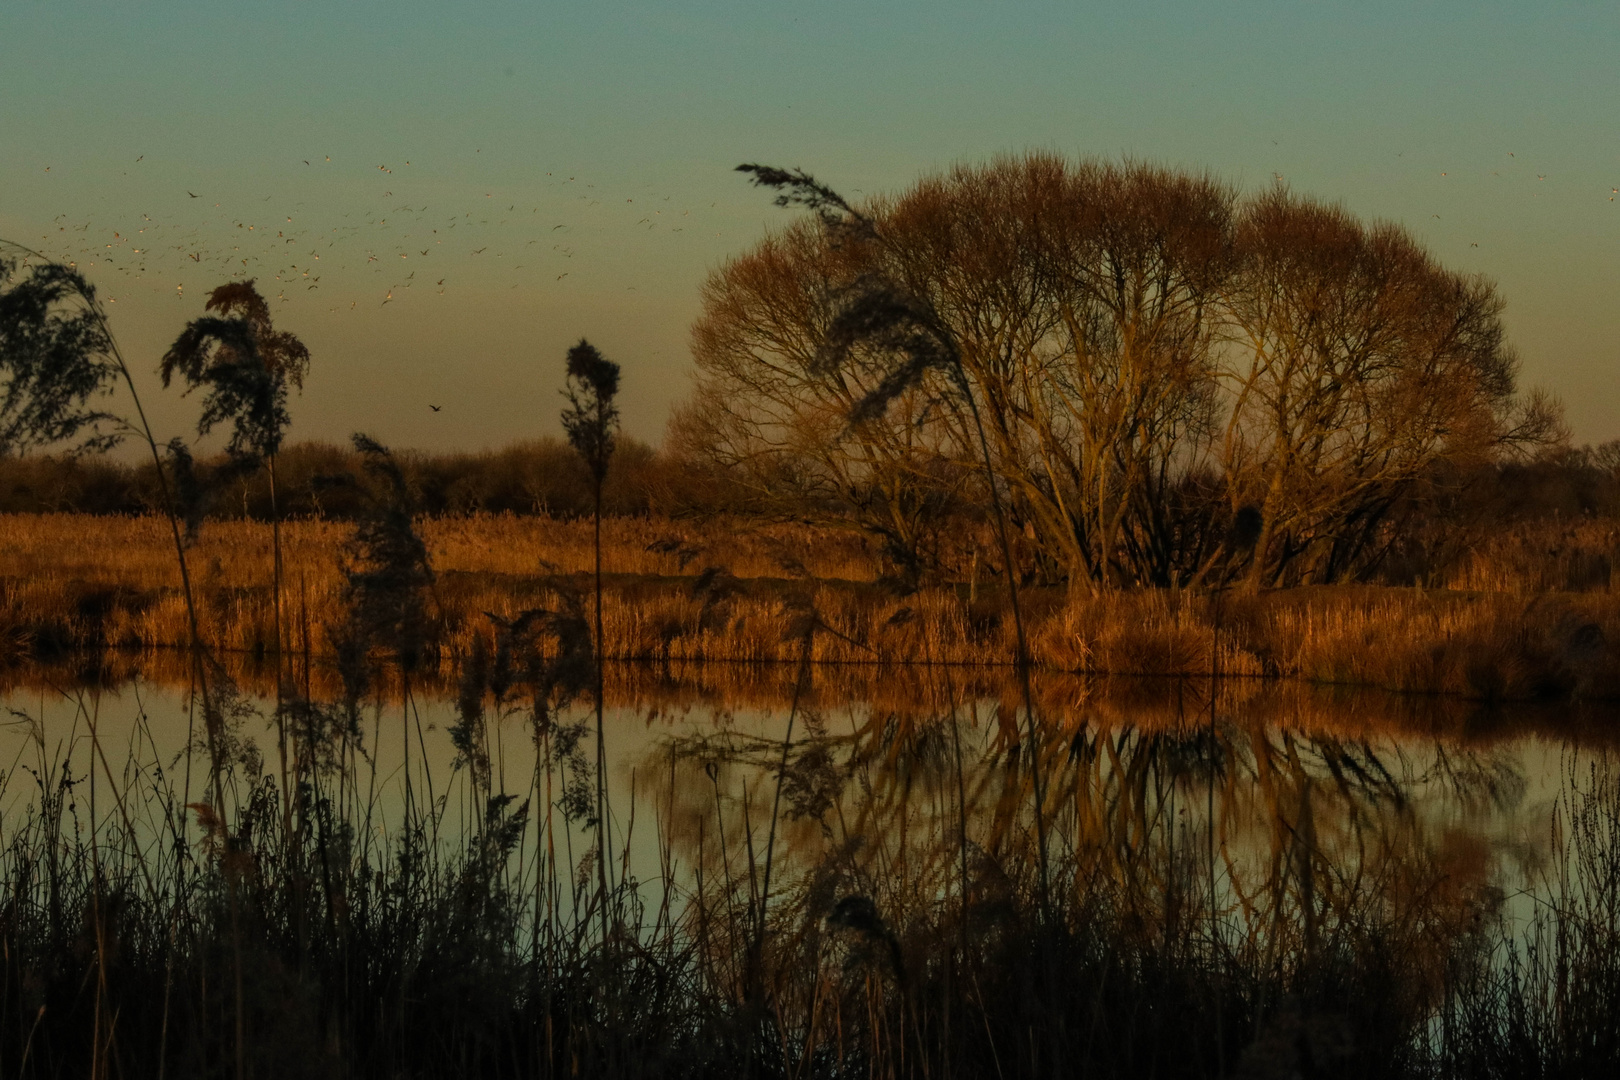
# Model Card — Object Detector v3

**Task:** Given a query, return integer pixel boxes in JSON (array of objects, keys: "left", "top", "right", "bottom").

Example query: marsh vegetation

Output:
[
  {"left": 3, "top": 663, "right": 1620, "bottom": 1078},
  {"left": 4, "top": 154, "right": 1620, "bottom": 1078}
]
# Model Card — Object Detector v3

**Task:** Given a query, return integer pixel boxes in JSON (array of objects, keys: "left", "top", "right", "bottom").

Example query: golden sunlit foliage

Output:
[
  {"left": 681, "top": 155, "right": 1566, "bottom": 590},
  {"left": 1, "top": 511, "right": 1616, "bottom": 700}
]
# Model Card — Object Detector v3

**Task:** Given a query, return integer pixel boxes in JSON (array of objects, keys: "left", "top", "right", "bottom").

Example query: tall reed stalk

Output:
[
  {"left": 561, "top": 338, "right": 621, "bottom": 947},
  {"left": 0, "top": 242, "right": 250, "bottom": 1075}
]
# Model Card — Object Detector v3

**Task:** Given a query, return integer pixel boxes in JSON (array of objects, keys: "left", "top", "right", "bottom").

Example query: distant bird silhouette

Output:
[
  {"left": 188, "top": 191, "right": 198, "bottom": 198},
  {"left": 429, "top": 404, "right": 442, "bottom": 412}
]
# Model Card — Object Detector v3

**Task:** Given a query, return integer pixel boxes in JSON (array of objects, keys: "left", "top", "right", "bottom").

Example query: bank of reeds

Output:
[
  {"left": 3, "top": 661, "right": 1620, "bottom": 1077},
  {"left": 2, "top": 512, "right": 1618, "bottom": 700}
]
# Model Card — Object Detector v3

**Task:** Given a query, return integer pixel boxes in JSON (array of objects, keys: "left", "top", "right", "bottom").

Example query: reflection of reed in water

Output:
[
  {"left": 11, "top": 651, "right": 1620, "bottom": 747},
  {"left": 644, "top": 676, "right": 1586, "bottom": 1077},
  {"left": 0, "top": 655, "right": 1618, "bottom": 1075}
]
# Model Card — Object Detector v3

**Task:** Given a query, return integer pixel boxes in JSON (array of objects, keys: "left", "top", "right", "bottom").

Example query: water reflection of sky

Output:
[{"left": 2, "top": 664, "right": 1615, "bottom": 951}]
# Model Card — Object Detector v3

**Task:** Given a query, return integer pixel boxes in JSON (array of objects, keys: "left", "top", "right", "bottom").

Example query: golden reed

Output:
[{"left": 1, "top": 511, "right": 1616, "bottom": 700}]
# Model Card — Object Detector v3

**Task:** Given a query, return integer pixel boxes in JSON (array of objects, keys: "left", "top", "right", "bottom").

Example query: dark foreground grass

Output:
[{"left": 2, "top": 668, "right": 1619, "bottom": 1079}]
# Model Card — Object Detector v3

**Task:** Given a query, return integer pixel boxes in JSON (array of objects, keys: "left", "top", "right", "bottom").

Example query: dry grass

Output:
[
  {"left": 2, "top": 512, "right": 1619, "bottom": 700},
  {"left": 2, "top": 502, "right": 1619, "bottom": 1074},
  {"left": 1440, "top": 518, "right": 1619, "bottom": 594},
  {"left": 1244, "top": 586, "right": 1620, "bottom": 698}
]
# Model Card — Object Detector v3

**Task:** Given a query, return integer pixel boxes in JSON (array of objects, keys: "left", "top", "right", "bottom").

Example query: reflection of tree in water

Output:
[{"left": 652, "top": 683, "right": 1541, "bottom": 1075}]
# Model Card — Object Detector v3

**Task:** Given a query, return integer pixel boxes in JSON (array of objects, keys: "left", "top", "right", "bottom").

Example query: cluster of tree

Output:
[
  {"left": 0, "top": 436, "right": 696, "bottom": 519},
  {"left": 674, "top": 154, "right": 1566, "bottom": 588},
  {"left": 1480, "top": 442, "right": 1620, "bottom": 520}
]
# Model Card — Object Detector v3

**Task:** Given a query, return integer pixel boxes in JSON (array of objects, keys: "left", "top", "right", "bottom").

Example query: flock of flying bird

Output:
[
  {"left": 23, "top": 153, "right": 717, "bottom": 314},
  {"left": 19, "top": 149, "right": 1617, "bottom": 322}
]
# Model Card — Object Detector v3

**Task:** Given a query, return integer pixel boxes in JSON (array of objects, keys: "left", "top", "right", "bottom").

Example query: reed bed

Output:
[
  {"left": 1441, "top": 518, "right": 1619, "bottom": 594},
  {"left": 3, "top": 513, "right": 1620, "bottom": 700},
  {"left": 2, "top": 488, "right": 1619, "bottom": 1076},
  {"left": 1, "top": 656, "right": 1618, "bottom": 1077}
]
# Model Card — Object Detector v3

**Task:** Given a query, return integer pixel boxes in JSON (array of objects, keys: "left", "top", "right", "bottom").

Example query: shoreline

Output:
[{"left": 0, "top": 511, "right": 1616, "bottom": 702}]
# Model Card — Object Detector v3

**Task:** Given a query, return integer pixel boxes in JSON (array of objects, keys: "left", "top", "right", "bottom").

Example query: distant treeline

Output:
[
  {"left": 1486, "top": 442, "right": 1620, "bottom": 519},
  {"left": 1, "top": 437, "right": 1618, "bottom": 533},
  {"left": 0, "top": 437, "right": 731, "bottom": 520}
]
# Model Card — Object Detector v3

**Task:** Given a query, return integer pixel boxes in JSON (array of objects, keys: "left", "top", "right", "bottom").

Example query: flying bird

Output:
[
  {"left": 188, "top": 191, "right": 198, "bottom": 198},
  {"left": 429, "top": 404, "right": 442, "bottom": 412}
]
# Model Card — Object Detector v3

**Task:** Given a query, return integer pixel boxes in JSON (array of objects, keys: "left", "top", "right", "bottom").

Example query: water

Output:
[
  {"left": 5, "top": 657, "right": 1620, "bottom": 1075},
  {"left": 2, "top": 661, "right": 1611, "bottom": 940}
]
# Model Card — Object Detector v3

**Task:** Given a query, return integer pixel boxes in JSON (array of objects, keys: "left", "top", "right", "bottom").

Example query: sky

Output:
[{"left": 3, "top": 1, "right": 1617, "bottom": 453}]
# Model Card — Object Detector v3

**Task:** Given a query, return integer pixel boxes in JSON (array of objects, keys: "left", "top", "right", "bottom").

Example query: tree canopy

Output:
[{"left": 675, "top": 154, "right": 1563, "bottom": 589}]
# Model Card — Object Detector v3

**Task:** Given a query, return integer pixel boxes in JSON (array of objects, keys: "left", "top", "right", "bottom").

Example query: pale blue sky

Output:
[{"left": 4, "top": 1, "right": 1617, "bottom": 450}]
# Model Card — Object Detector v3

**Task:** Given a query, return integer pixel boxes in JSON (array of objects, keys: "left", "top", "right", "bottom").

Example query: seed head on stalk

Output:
[
  {"left": 560, "top": 336, "right": 620, "bottom": 949},
  {"left": 560, "top": 338, "right": 620, "bottom": 484},
  {"left": 0, "top": 251, "right": 121, "bottom": 454}
]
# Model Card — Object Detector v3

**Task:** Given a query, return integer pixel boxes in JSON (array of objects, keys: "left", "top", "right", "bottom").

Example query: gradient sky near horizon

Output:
[{"left": 4, "top": 1, "right": 1618, "bottom": 453}]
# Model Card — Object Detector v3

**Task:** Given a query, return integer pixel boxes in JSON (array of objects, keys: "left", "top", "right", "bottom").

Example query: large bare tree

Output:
[
  {"left": 678, "top": 155, "right": 1561, "bottom": 589},
  {"left": 672, "top": 214, "right": 971, "bottom": 582},
  {"left": 1219, "top": 189, "right": 1563, "bottom": 586}
]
